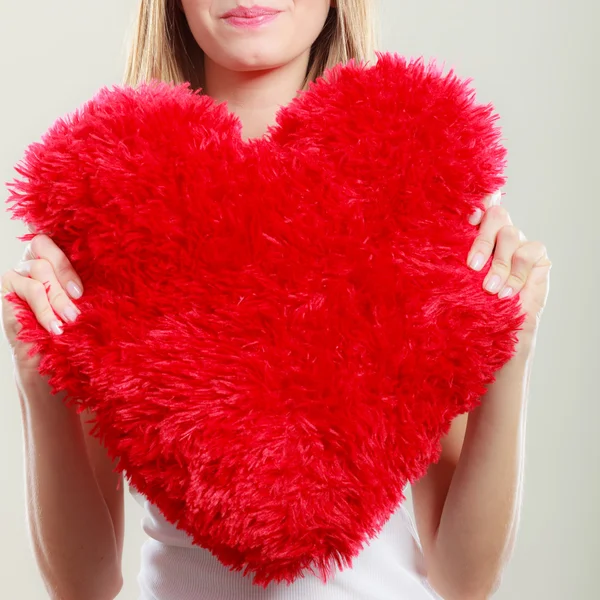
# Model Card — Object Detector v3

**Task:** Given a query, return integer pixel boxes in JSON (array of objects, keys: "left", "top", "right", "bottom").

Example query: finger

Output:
[
  {"left": 1, "top": 270, "right": 64, "bottom": 335},
  {"left": 490, "top": 189, "right": 503, "bottom": 206},
  {"left": 468, "top": 189, "right": 503, "bottom": 226},
  {"left": 14, "top": 259, "right": 80, "bottom": 324},
  {"left": 23, "top": 234, "right": 83, "bottom": 299},
  {"left": 481, "top": 225, "right": 522, "bottom": 295},
  {"left": 467, "top": 204, "right": 513, "bottom": 271},
  {"left": 498, "top": 241, "right": 549, "bottom": 300}
]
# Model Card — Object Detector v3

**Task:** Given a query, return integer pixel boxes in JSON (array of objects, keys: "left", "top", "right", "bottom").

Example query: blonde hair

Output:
[{"left": 123, "top": 0, "right": 379, "bottom": 91}]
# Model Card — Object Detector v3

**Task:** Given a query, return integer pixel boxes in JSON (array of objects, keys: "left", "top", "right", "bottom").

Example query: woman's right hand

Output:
[{"left": 1, "top": 234, "right": 84, "bottom": 372}]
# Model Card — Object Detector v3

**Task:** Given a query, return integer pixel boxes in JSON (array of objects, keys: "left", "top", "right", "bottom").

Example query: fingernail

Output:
[
  {"left": 66, "top": 281, "right": 83, "bottom": 299},
  {"left": 469, "top": 252, "right": 485, "bottom": 270},
  {"left": 468, "top": 208, "right": 482, "bottom": 225},
  {"left": 49, "top": 320, "right": 63, "bottom": 335},
  {"left": 491, "top": 190, "right": 502, "bottom": 205},
  {"left": 498, "top": 286, "right": 513, "bottom": 299},
  {"left": 484, "top": 274, "right": 502, "bottom": 293},
  {"left": 62, "top": 305, "right": 79, "bottom": 323}
]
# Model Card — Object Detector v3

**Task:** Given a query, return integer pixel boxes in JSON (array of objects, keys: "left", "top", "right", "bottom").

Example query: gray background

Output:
[{"left": 0, "top": 1, "right": 597, "bottom": 598}]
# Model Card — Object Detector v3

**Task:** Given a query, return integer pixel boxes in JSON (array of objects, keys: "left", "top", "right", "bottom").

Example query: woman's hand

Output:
[
  {"left": 1, "top": 234, "right": 84, "bottom": 371},
  {"left": 466, "top": 190, "right": 552, "bottom": 348}
]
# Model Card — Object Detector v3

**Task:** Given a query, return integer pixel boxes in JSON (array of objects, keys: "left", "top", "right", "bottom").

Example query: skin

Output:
[{"left": 1, "top": 2, "right": 551, "bottom": 599}]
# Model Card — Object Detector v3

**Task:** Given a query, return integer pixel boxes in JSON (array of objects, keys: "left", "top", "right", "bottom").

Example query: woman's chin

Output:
[{"left": 213, "top": 49, "right": 294, "bottom": 73}]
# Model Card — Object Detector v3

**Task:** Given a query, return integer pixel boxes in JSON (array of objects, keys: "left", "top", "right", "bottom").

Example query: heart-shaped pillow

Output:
[{"left": 6, "top": 53, "right": 525, "bottom": 586}]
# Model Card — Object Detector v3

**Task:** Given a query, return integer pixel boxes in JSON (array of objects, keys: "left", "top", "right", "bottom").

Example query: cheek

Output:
[
  {"left": 180, "top": 0, "right": 217, "bottom": 50},
  {"left": 251, "top": 0, "right": 331, "bottom": 63},
  {"left": 292, "top": 0, "right": 332, "bottom": 46}
]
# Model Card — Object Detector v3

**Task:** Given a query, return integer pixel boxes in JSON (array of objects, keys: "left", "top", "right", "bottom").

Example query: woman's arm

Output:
[
  {"left": 79, "top": 407, "right": 125, "bottom": 566},
  {"left": 412, "top": 337, "right": 534, "bottom": 600},
  {"left": 2, "top": 233, "right": 125, "bottom": 599},
  {"left": 17, "top": 370, "right": 124, "bottom": 600},
  {"left": 411, "top": 187, "right": 551, "bottom": 599}
]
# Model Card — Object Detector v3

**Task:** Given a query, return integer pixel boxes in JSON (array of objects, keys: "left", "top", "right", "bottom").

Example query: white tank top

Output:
[{"left": 130, "top": 486, "right": 442, "bottom": 600}]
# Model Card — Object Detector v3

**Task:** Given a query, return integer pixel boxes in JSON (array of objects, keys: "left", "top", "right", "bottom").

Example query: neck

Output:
[{"left": 203, "top": 51, "right": 311, "bottom": 140}]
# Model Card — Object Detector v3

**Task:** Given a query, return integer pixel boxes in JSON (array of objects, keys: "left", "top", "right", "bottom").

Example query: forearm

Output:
[
  {"left": 428, "top": 338, "right": 535, "bottom": 599},
  {"left": 16, "top": 371, "right": 122, "bottom": 600}
]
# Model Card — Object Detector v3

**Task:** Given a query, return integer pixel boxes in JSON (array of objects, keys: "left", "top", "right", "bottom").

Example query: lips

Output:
[{"left": 222, "top": 5, "right": 281, "bottom": 19}]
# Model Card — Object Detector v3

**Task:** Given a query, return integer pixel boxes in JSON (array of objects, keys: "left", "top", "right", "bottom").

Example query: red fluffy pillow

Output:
[{"left": 5, "top": 53, "right": 525, "bottom": 586}]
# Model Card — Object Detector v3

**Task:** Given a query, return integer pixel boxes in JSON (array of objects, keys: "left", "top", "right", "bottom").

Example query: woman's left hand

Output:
[{"left": 466, "top": 190, "right": 552, "bottom": 350}]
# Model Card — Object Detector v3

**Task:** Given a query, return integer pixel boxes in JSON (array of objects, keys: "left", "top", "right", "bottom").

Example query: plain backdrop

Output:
[{"left": 0, "top": 1, "right": 597, "bottom": 598}]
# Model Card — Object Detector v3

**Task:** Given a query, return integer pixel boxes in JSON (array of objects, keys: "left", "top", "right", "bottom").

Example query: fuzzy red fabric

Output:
[{"left": 6, "top": 53, "right": 525, "bottom": 586}]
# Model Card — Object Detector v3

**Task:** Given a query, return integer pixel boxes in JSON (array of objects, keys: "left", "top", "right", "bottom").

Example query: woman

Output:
[{"left": 0, "top": 1, "right": 552, "bottom": 599}]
